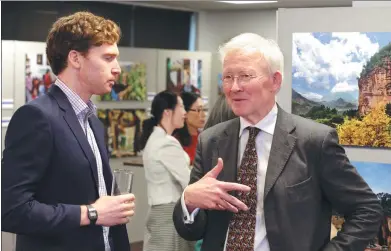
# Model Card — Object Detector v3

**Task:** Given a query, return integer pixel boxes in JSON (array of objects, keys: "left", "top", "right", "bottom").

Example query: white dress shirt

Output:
[
  {"left": 181, "top": 104, "right": 278, "bottom": 251},
  {"left": 143, "top": 126, "right": 191, "bottom": 206}
]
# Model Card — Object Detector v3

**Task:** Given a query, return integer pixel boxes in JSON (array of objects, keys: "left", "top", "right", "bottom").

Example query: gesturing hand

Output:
[
  {"left": 92, "top": 194, "right": 135, "bottom": 227},
  {"left": 184, "top": 158, "right": 250, "bottom": 213}
]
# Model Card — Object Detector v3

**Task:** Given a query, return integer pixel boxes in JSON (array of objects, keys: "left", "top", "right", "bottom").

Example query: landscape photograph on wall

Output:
[
  {"left": 331, "top": 161, "right": 391, "bottom": 250},
  {"left": 292, "top": 32, "right": 391, "bottom": 148},
  {"left": 97, "top": 109, "right": 147, "bottom": 158},
  {"left": 166, "top": 58, "right": 202, "bottom": 95},
  {"left": 97, "top": 62, "right": 147, "bottom": 101}
]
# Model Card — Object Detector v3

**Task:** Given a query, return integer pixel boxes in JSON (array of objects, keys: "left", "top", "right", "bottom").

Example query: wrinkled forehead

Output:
[{"left": 223, "top": 50, "right": 269, "bottom": 73}]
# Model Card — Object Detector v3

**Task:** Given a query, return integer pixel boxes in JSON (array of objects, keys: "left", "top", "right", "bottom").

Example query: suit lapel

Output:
[
  {"left": 48, "top": 85, "right": 100, "bottom": 192},
  {"left": 89, "top": 116, "right": 113, "bottom": 195},
  {"left": 264, "top": 107, "right": 297, "bottom": 200},
  {"left": 217, "top": 118, "right": 241, "bottom": 184}
]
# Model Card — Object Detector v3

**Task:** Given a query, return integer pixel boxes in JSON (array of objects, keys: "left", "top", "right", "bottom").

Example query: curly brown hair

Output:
[{"left": 46, "top": 11, "right": 121, "bottom": 75}]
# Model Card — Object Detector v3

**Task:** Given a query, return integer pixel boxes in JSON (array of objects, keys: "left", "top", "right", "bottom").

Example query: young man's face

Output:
[{"left": 79, "top": 43, "right": 121, "bottom": 96}]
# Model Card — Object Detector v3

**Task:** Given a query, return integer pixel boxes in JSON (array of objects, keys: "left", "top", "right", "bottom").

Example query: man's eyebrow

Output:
[{"left": 104, "top": 53, "right": 119, "bottom": 57}]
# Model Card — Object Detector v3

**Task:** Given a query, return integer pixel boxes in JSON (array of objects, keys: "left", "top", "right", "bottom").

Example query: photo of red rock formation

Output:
[{"left": 292, "top": 32, "right": 391, "bottom": 148}]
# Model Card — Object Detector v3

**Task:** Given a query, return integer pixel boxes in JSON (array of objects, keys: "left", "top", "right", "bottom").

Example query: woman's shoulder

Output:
[{"left": 165, "top": 134, "right": 183, "bottom": 147}]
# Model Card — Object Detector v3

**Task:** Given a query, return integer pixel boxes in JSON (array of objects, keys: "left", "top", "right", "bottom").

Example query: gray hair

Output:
[
  {"left": 204, "top": 94, "right": 237, "bottom": 130},
  {"left": 218, "top": 33, "right": 284, "bottom": 80}
]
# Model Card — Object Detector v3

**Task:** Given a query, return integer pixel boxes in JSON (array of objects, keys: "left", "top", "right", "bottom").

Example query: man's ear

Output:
[
  {"left": 272, "top": 71, "right": 282, "bottom": 93},
  {"left": 68, "top": 50, "right": 82, "bottom": 70}
]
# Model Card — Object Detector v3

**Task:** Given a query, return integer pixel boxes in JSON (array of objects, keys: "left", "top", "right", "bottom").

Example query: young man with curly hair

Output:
[{"left": 2, "top": 12, "right": 134, "bottom": 251}]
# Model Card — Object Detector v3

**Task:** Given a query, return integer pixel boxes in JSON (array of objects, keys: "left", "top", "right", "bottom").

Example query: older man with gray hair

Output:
[{"left": 173, "top": 33, "right": 382, "bottom": 251}]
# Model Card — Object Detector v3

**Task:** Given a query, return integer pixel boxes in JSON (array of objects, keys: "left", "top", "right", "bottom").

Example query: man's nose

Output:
[{"left": 230, "top": 78, "right": 241, "bottom": 92}]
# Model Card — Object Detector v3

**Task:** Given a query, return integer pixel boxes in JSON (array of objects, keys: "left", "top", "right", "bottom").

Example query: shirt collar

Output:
[
  {"left": 54, "top": 78, "right": 96, "bottom": 116},
  {"left": 239, "top": 103, "right": 278, "bottom": 137}
]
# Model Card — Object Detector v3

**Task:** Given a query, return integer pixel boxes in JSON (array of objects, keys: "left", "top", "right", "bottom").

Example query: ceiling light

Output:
[{"left": 218, "top": 1, "right": 278, "bottom": 4}]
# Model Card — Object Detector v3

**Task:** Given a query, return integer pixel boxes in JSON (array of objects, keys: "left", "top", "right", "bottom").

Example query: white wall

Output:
[
  {"left": 197, "top": 10, "right": 277, "bottom": 52},
  {"left": 197, "top": 9, "right": 277, "bottom": 107}
]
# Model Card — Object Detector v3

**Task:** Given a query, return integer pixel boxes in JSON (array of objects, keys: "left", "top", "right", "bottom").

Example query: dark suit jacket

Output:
[
  {"left": 173, "top": 106, "right": 383, "bottom": 251},
  {"left": 1, "top": 85, "right": 130, "bottom": 251}
]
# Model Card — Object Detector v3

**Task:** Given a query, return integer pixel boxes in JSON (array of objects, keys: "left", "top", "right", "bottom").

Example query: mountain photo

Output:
[
  {"left": 292, "top": 32, "right": 391, "bottom": 148},
  {"left": 331, "top": 161, "right": 391, "bottom": 250}
]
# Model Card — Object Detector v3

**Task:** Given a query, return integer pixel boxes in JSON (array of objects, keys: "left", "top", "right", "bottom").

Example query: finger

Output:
[
  {"left": 216, "top": 199, "right": 239, "bottom": 213},
  {"left": 119, "top": 217, "right": 129, "bottom": 225},
  {"left": 219, "top": 191, "right": 248, "bottom": 211},
  {"left": 204, "top": 158, "right": 223, "bottom": 179},
  {"left": 120, "top": 202, "right": 135, "bottom": 211},
  {"left": 116, "top": 193, "right": 135, "bottom": 203},
  {"left": 122, "top": 210, "right": 135, "bottom": 218},
  {"left": 219, "top": 181, "right": 251, "bottom": 193},
  {"left": 217, "top": 204, "right": 225, "bottom": 210}
]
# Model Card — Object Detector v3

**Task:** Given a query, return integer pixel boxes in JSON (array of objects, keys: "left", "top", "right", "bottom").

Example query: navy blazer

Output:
[{"left": 1, "top": 85, "right": 130, "bottom": 251}]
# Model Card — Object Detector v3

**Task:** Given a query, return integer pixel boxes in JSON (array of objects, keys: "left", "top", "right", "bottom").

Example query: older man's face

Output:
[{"left": 222, "top": 51, "right": 281, "bottom": 124}]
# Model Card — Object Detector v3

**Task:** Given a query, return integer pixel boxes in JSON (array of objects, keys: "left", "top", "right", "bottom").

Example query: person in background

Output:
[
  {"left": 1, "top": 11, "right": 134, "bottom": 251},
  {"left": 140, "top": 90, "right": 195, "bottom": 251},
  {"left": 203, "top": 93, "right": 237, "bottom": 130},
  {"left": 173, "top": 33, "right": 382, "bottom": 251},
  {"left": 174, "top": 91, "right": 206, "bottom": 165}
]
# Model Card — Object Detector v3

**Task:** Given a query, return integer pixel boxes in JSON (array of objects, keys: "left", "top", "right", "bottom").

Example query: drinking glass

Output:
[{"left": 111, "top": 169, "right": 134, "bottom": 195}]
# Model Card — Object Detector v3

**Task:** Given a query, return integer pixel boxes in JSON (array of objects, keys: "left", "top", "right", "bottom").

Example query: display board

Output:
[
  {"left": 157, "top": 49, "right": 212, "bottom": 107},
  {"left": 166, "top": 57, "right": 202, "bottom": 94},
  {"left": 97, "top": 109, "right": 147, "bottom": 158},
  {"left": 97, "top": 62, "right": 147, "bottom": 102}
]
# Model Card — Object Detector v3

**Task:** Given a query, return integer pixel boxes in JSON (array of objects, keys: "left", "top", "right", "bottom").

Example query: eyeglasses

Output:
[
  {"left": 188, "top": 108, "right": 207, "bottom": 114},
  {"left": 222, "top": 74, "right": 258, "bottom": 86}
]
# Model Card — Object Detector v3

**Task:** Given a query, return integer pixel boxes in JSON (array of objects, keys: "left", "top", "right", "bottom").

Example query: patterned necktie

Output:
[{"left": 226, "top": 126, "right": 260, "bottom": 251}]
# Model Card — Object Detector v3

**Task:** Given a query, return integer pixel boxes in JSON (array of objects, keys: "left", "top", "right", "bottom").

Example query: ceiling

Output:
[{"left": 115, "top": 0, "right": 354, "bottom": 11}]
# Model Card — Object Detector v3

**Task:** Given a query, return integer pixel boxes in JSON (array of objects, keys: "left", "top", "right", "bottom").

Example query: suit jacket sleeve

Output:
[
  {"left": 173, "top": 134, "right": 208, "bottom": 241},
  {"left": 319, "top": 129, "right": 383, "bottom": 251},
  {"left": 1, "top": 105, "right": 81, "bottom": 235}
]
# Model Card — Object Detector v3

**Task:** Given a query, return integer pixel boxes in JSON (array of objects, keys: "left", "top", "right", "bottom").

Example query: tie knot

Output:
[{"left": 247, "top": 127, "right": 260, "bottom": 140}]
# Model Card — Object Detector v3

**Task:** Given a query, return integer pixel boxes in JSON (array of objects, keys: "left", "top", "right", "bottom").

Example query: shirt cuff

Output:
[{"left": 181, "top": 188, "right": 200, "bottom": 224}]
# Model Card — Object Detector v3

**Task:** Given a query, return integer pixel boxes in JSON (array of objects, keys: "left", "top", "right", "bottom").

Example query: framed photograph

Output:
[
  {"left": 292, "top": 32, "right": 391, "bottom": 148},
  {"left": 97, "top": 109, "right": 147, "bottom": 158},
  {"left": 97, "top": 62, "right": 147, "bottom": 101},
  {"left": 25, "top": 53, "right": 55, "bottom": 103},
  {"left": 331, "top": 161, "right": 391, "bottom": 250},
  {"left": 166, "top": 58, "right": 202, "bottom": 94},
  {"left": 36, "top": 54, "right": 43, "bottom": 65}
]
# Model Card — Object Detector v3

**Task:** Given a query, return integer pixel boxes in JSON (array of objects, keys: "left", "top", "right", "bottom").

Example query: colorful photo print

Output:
[
  {"left": 292, "top": 32, "right": 391, "bottom": 148},
  {"left": 331, "top": 161, "right": 391, "bottom": 250},
  {"left": 166, "top": 58, "right": 202, "bottom": 95},
  {"left": 25, "top": 53, "right": 55, "bottom": 103},
  {"left": 98, "top": 62, "right": 147, "bottom": 101},
  {"left": 97, "top": 109, "right": 147, "bottom": 158}
]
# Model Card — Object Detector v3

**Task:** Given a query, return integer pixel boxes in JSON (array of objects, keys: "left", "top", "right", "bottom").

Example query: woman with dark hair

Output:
[
  {"left": 174, "top": 92, "right": 206, "bottom": 165},
  {"left": 141, "top": 90, "right": 195, "bottom": 251}
]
